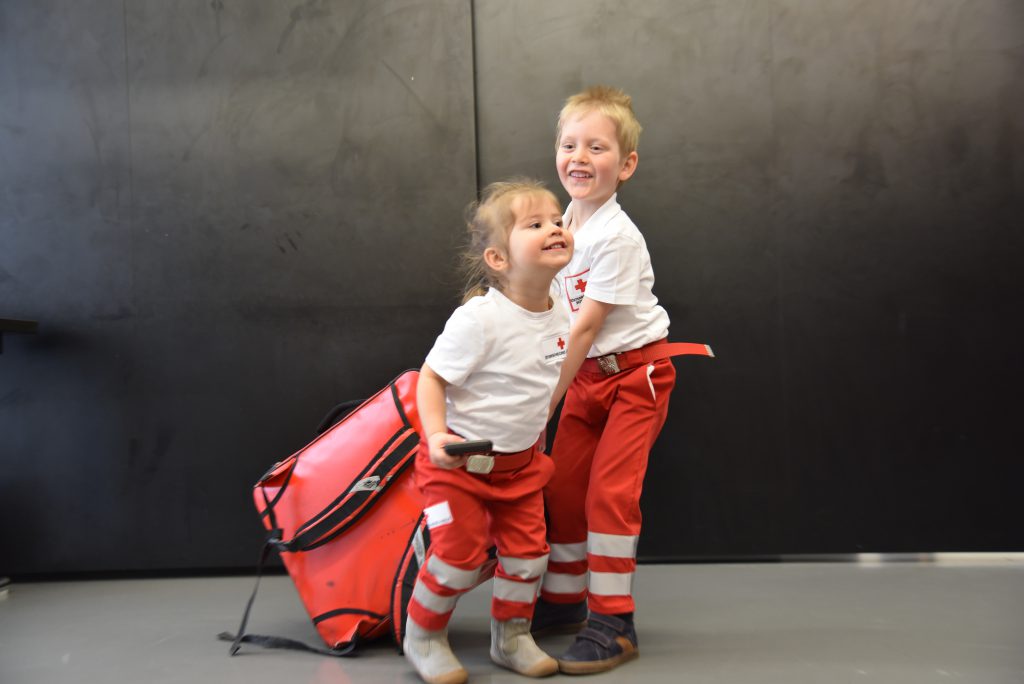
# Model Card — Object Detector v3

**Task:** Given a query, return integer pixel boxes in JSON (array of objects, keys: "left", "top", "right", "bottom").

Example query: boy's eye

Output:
[
  {"left": 530, "top": 222, "right": 542, "bottom": 229},
  {"left": 554, "top": 219, "right": 563, "bottom": 227}
]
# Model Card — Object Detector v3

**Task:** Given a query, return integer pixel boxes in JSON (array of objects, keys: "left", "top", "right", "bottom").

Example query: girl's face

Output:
[{"left": 503, "top": 193, "right": 573, "bottom": 281}]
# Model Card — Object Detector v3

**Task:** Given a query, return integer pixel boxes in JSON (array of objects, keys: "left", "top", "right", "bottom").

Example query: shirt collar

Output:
[{"left": 563, "top": 194, "right": 621, "bottom": 235}]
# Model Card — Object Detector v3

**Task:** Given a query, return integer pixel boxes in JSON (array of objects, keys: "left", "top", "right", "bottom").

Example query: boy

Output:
[{"left": 535, "top": 86, "right": 709, "bottom": 674}]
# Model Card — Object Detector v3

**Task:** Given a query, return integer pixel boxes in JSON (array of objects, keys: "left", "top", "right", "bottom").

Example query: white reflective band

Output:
[
  {"left": 587, "top": 532, "right": 638, "bottom": 559},
  {"left": 498, "top": 554, "right": 548, "bottom": 580},
  {"left": 493, "top": 577, "right": 540, "bottom": 604},
  {"left": 541, "top": 571, "right": 588, "bottom": 595},
  {"left": 549, "top": 542, "right": 587, "bottom": 563},
  {"left": 589, "top": 571, "right": 634, "bottom": 597},
  {"left": 412, "top": 582, "right": 458, "bottom": 614},
  {"left": 426, "top": 555, "right": 480, "bottom": 590}
]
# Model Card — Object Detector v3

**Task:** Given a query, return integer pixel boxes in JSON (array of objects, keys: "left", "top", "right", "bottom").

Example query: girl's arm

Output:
[
  {"left": 417, "top": 362, "right": 469, "bottom": 469},
  {"left": 549, "top": 298, "right": 614, "bottom": 419}
]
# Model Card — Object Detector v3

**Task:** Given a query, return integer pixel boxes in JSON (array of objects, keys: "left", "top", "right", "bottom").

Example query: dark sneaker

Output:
[
  {"left": 557, "top": 612, "right": 638, "bottom": 675},
  {"left": 530, "top": 598, "right": 588, "bottom": 636}
]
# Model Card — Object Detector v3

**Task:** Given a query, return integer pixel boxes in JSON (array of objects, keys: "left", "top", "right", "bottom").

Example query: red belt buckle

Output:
[{"left": 596, "top": 354, "right": 621, "bottom": 375}]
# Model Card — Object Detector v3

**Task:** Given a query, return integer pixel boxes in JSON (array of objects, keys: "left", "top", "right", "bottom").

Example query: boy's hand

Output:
[{"left": 427, "top": 432, "right": 469, "bottom": 470}]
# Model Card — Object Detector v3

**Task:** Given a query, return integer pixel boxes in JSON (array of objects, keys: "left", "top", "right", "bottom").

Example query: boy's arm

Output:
[
  {"left": 549, "top": 298, "right": 614, "bottom": 419},
  {"left": 417, "top": 362, "right": 469, "bottom": 469}
]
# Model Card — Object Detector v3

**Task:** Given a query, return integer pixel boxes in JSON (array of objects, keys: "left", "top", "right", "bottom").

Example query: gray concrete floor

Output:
[{"left": 1, "top": 561, "right": 1022, "bottom": 683}]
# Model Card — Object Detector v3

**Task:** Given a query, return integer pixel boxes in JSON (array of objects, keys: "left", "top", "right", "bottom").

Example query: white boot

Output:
[
  {"left": 403, "top": 618, "right": 468, "bottom": 684},
  {"left": 490, "top": 617, "right": 558, "bottom": 677}
]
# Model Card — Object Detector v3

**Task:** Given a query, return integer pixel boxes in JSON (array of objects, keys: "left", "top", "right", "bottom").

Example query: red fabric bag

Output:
[{"left": 224, "top": 370, "right": 427, "bottom": 655}]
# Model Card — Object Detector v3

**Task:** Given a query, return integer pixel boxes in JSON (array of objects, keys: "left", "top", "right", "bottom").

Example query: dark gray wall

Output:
[
  {"left": 1, "top": 0, "right": 476, "bottom": 574},
  {"left": 475, "top": 0, "right": 1024, "bottom": 557},
  {"left": 1, "top": 0, "right": 1022, "bottom": 576}
]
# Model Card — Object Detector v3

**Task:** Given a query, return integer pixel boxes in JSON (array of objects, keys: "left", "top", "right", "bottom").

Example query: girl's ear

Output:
[{"left": 483, "top": 246, "right": 508, "bottom": 273}]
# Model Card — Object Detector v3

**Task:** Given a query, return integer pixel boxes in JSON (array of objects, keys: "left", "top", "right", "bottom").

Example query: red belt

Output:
[
  {"left": 466, "top": 443, "right": 537, "bottom": 475},
  {"left": 582, "top": 338, "right": 714, "bottom": 376}
]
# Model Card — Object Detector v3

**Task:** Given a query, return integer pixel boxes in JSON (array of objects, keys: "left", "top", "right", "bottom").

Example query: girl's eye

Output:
[
  {"left": 530, "top": 222, "right": 542, "bottom": 229},
  {"left": 554, "top": 219, "right": 563, "bottom": 227}
]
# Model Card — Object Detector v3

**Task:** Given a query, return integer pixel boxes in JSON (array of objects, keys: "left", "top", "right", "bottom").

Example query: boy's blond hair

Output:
[{"left": 556, "top": 85, "right": 643, "bottom": 156}]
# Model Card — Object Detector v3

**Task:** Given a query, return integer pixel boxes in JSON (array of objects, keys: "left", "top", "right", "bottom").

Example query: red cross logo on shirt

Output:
[
  {"left": 557, "top": 337, "right": 565, "bottom": 350},
  {"left": 575, "top": 279, "right": 587, "bottom": 293}
]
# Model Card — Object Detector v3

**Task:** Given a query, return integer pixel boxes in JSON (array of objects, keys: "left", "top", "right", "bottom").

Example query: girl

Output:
[{"left": 405, "top": 179, "right": 573, "bottom": 684}]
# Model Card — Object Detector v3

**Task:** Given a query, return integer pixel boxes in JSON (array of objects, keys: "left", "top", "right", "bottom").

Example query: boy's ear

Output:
[
  {"left": 483, "top": 246, "right": 508, "bottom": 273},
  {"left": 618, "top": 150, "right": 639, "bottom": 182}
]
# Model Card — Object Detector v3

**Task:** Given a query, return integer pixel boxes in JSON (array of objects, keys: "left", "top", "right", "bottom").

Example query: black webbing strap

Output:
[
  {"left": 282, "top": 429, "right": 420, "bottom": 553},
  {"left": 289, "top": 425, "right": 409, "bottom": 539},
  {"left": 389, "top": 382, "right": 413, "bottom": 430},
  {"left": 219, "top": 529, "right": 279, "bottom": 655},
  {"left": 314, "top": 400, "right": 365, "bottom": 436},
  {"left": 312, "top": 607, "right": 386, "bottom": 625},
  {"left": 260, "top": 485, "right": 278, "bottom": 532},
  {"left": 257, "top": 460, "right": 296, "bottom": 523},
  {"left": 217, "top": 631, "right": 357, "bottom": 657},
  {"left": 217, "top": 529, "right": 359, "bottom": 657},
  {"left": 389, "top": 514, "right": 429, "bottom": 653}
]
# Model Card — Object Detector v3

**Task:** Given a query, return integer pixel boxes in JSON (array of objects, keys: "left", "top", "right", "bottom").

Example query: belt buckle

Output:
[
  {"left": 596, "top": 354, "right": 621, "bottom": 375},
  {"left": 466, "top": 454, "right": 495, "bottom": 474}
]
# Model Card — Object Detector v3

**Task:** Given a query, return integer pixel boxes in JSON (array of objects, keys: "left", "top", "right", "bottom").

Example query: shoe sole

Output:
[
  {"left": 416, "top": 668, "right": 468, "bottom": 684},
  {"left": 491, "top": 653, "right": 559, "bottom": 678},
  {"left": 530, "top": 619, "right": 588, "bottom": 638},
  {"left": 557, "top": 648, "right": 639, "bottom": 675}
]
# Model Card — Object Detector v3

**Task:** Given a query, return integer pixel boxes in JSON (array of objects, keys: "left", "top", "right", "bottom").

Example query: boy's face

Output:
[{"left": 556, "top": 110, "right": 638, "bottom": 210}]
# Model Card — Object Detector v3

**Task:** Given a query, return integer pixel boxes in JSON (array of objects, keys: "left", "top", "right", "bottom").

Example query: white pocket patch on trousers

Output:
[
  {"left": 424, "top": 501, "right": 454, "bottom": 529},
  {"left": 646, "top": 363, "right": 656, "bottom": 400}
]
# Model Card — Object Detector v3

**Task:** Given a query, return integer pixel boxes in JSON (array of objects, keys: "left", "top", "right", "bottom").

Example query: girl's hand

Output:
[{"left": 428, "top": 432, "right": 469, "bottom": 470}]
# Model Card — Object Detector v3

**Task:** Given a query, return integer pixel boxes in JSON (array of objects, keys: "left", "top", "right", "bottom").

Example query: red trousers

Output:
[
  {"left": 407, "top": 441, "right": 555, "bottom": 631},
  {"left": 541, "top": 357, "right": 676, "bottom": 615}
]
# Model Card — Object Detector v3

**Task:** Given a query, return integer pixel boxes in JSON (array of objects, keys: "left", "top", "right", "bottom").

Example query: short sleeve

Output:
[
  {"left": 581, "top": 234, "right": 641, "bottom": 305},
  {"left": 424, "top": 303, "right": 487, "bottom": 386}
]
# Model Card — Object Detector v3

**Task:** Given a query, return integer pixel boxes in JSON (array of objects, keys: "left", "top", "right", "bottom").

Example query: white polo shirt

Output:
[
  {"left": 425, "top": 287, "right": 570, "bottom": 452},
  {"left": 557, "top": 194, "right": 670, "bottom": 357}
]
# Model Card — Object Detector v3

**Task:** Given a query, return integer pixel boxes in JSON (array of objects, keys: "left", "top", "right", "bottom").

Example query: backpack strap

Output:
[
  {"left": 390, "top": 515, "right": 431, "bottom": 653},
  {"left": 218, "top": 528, "right": 358, "bottom": 657}
]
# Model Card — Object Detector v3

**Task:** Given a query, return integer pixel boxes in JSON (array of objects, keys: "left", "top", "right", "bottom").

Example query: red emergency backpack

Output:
[{"left": 221, "top": 370, "right": 495, "bottom": 656}]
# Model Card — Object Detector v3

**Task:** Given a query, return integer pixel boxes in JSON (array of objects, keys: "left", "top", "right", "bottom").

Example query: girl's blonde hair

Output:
[
  {"left": 460, "top": 178, "right": 559, "bottom": 303},
  {"left": 555, "top": 85, "right": 643, "bottom": 157}
]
